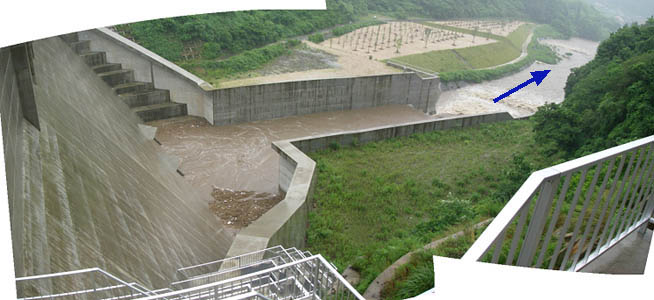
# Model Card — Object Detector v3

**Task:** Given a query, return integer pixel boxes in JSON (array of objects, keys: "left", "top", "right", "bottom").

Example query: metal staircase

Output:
[{"left": 15, "top": 246, "right": 363, "bottom": 300}]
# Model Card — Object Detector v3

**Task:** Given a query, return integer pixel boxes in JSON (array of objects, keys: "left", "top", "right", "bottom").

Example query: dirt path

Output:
[
  {"left": 363, "top": 219, "right": 493, "bottom": 300},
  {"left": 477, "top": 31, "right": 534, "bottom": 71}
]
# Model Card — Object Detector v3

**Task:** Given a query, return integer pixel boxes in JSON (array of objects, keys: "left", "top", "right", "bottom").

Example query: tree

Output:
[{"left": 424, "top": 28, "right": 432, "bottom": 48}]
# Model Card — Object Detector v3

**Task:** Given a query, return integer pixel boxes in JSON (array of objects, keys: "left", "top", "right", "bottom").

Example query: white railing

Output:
[
  {"left": 136, "top": 255, "right": 364, "bottom": 300},
  {"left": 173, "top": 246, "right": 314, "bottom": 290},
  {"left": 16, "top": 268, "right": 155, "bottom": 300},
  {"left": 463, "top": 135, "right": 654, "bottom": 271}
]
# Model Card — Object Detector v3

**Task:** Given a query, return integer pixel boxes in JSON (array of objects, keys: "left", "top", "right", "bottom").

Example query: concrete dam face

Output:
[{"left": 1, "top": 37, "right": 232, "bottom": 291}]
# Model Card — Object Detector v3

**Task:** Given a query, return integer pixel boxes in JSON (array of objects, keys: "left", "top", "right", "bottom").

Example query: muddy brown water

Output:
[
  {"left": 437, "top": 38, "right": 599, "bottom": 117},
  {"left": 148, "top": 105, "right": 434, "bottom": 227}
]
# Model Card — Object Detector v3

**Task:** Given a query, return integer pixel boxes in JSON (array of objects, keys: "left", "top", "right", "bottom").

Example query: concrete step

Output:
[
  {"left": 92, "top": 63, "right": 122, "bottom": 74},
  {"left": 133, "top": 102, "right": 188, "bottom": 122},
  {"left": 98, "top": 69, "right": 134, "bottom": 87},
  {"left": 80, "top": 51, "right": 107, "bottom": 67},
  {"left": 70, "top": 40, "right": 90, "bottom": 54},
  {"left": 112, "top": 81, "right": 154, "bottom": 95},
  {"left": 119, "top": 89, "right": 171, "bottom": 107},
  {"left": 60, "top": 33, "right": 79, "bottom": 44}
]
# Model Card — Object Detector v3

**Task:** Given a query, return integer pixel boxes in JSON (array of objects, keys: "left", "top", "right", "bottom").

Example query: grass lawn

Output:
[
  {"left": 454, "top": 42, "right": 520, "bottom": 69},
  {"left": 390, "top": 23, "right": 534, "bottom": 73},
  {"left": 390, "top": 50, "right": 469, "bottom": 73},
  {"left": 306, "top": 119, "right": 548, "bottom": 292}
]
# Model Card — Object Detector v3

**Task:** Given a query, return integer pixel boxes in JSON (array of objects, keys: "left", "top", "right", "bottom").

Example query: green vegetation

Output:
[
  {"left": 391, "top": 24, "right": 534, "bottom": 74},
  {"left": 439, "top": 25, "right": 561, "bottom": 83},
  {"left": 381, "top": 228, "right": 481, "bottom": 300},
  {"left": 389, "top": 50, "right": 469, "bottom": 73},
  {"left": 179, "top": 40, "right": 300, "bottom": 81},
  {"left": 331, "top": 19, "right": 386, "bottom": 37},
  {"left": 307, "top": 120, "right": 549, "bottom": 292},
  {"left": 308, "top": 33, "right": 326, "bottom": 44},
  {"left": 115, "top": 1, "right": 364, "bottom": 61},
  {"left": 367, "top": 0, "right": 617, "bottom": 40},
  {"left": 533, "top": 18, "right": 654, "bottom": 160}
]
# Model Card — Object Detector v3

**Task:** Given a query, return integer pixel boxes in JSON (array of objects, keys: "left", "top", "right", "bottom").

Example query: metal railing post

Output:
[{"left": 517, "top": 175, "right": 560, "bottom": 267}]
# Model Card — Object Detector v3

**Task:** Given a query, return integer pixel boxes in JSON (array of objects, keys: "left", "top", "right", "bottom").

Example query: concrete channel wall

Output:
[
  {"left": 2, "top": 38, "right": 233, "bottom": 295},
  {"left": 225, "top": 112, "right": 515, "bottom": 257},
  {"left": 212, "top": 73, "right": 441, "bottom": 125}
]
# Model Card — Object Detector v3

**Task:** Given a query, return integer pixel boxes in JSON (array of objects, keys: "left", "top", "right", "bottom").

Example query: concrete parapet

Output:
[
  {"left": 226, "top": 141, "right": 316, "bottom": 257},
  {"left": 226, "top": 112, "right": 514, "bottom": 257},
  {"left": 290, "top": 112, "right": 514, "bottom": 153}
]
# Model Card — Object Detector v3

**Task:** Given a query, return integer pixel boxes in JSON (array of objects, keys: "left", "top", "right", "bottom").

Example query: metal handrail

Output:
[
  {"left": 135, "top": 255, "right": 364, "bottom": 300},
  {"left": 177, "top": 246, "right": 286, "bottom": 274},
  {"left": 16, "top": 267, "right": 154, "bottom": 299},
  {"left": 463, "top": 135, "right": 654, "bottom": 272}
]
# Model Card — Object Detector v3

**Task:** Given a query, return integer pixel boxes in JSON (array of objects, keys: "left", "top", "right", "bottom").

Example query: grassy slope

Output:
[
  {"left": 307, "top": 119, "right": 543, "bottom": 292},
  {"left": 439, "top": 24, "right": 561, "bottom": 83},
  {"left": 391, "top": 23, "right": 533, "bottom": 73}
]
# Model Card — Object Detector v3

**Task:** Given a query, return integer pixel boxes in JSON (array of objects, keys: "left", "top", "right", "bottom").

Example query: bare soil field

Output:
[{"left": 319, "top": 21, "right": 494, "bottom": 60}]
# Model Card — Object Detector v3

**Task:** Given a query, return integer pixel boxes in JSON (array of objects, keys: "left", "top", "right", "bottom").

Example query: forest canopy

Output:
[{"left": 533, "top": 18, "right": 654, "bottom": 159}]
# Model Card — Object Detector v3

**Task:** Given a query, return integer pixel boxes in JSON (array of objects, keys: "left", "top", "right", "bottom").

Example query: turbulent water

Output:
[
  {"left": 149, "top": 105, "right": 434, "bottom": 196},
  {"left": 436, "top": 38, "right": 599, "bottom": 118}
]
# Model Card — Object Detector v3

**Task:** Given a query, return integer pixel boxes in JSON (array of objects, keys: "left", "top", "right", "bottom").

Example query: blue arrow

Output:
[{"left": 493, "top": 70, "right": 551, "bottom": 103}]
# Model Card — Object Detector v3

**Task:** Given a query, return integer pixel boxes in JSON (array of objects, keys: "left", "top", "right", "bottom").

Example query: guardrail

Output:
[
  {"left": 16, "top": 268, "right": 155, "bottom": 300},
  {"left": 463, "top": 135, "right": 654, "bottom": 272},
  {"left": 135, "top": 255, "right": 365, "bottom": 300}
]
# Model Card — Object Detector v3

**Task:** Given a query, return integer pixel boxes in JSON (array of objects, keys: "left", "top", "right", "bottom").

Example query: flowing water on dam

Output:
[
  {"left": 436, "top": 38, "right": 599, "bottom": 117},
  {"left": 148, "top": 105, "right": 434, "bottom": 227}
]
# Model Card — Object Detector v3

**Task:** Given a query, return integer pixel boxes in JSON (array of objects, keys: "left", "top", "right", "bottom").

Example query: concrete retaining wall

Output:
[
  {"left": 2, "top": 38, "right": 233, "bottom": 295},
  {"left": 212, "top": 73, "right": 441, "bottom": 126},
  {"left": 79, "top": 29, "right": 215, "bottom": 123},
  {"left": 79, "top": 29, "right": 443, "bottom": 126},
  {"left": 225, "top": 112, "right": 515, "bottom": 257}
]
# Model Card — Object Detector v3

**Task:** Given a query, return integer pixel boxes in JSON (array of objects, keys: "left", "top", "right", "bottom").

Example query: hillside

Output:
[
  {"left": 585, "top": 0, "right": 654, "bottom": 24},
  {"left": 533, "top": 18, "right": 654, "bottom": 159},
  {"left": 115, "top": 0, "right": 617, "bottom": 68}
]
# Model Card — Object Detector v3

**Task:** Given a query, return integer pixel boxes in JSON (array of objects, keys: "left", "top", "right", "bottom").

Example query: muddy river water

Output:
[
  {"left": 150, "top": 105, "right": 434, "bottom": 195},
  {"left": 437, "top": 38, "right": 599, "bottom": 117},
  {"left": 148, "top": 38, "right": 599, "bottom": 227}
]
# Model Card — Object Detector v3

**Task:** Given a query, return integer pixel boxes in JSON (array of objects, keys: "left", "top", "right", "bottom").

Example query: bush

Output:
[
  {"left": 201, "top": 42, "right": 222, "bottom": 59},
  {"left": 308, "top": 33, "right": 325, "bottom": 43},
  {"left": 181, "top": 40, "right": 300, "bottom": 80}
]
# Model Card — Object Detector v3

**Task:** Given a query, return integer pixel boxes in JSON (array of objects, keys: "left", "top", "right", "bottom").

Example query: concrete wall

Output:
[
  {"left": 290, "top": 112, "right": 514, "bottom": 153},
  {"left": 225, "top": 112, "right": 514, "bottom": 257},
  {"left": 1, "top": 38, "right": 233, "bottom": 295},
  {"left": 1, "top": 47, "right": 26, "bottom": 282},
  {"left": 78, "top": 29, "right": 443, "bottom": 126},
  {"left": 212, "top": 73, "right": 441, "bottom": 126},
  {"left": 79, "top": 29, "right": 215, "bottom": 123}
]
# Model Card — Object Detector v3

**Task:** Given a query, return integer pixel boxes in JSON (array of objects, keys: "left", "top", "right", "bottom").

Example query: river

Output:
[{"left": 436, "top": 38, "right": 599, "bottom": 117}]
